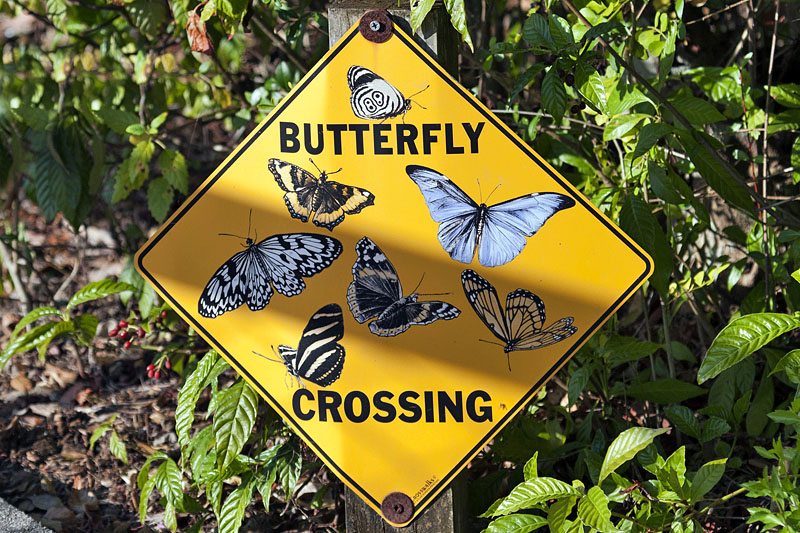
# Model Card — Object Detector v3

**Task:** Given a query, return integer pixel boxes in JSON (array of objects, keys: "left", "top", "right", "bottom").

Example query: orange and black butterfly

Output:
[{"left": 268, "top": 158, "right": 375, "bottom": 231}]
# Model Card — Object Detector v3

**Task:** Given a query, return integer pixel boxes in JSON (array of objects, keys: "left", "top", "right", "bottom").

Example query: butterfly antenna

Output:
[
  {"left": 478, "top": 338, "right": 505, "bottom": 348},
  {"left": 485, "top": 182, "right": 502, "bottom": 204},
  {"left": 410, "top": 273, "right": 425, "bottom": 294},
  {"left": 476, "top": 177, "right": 483, "bottom": 204},
  {"left": 506, "top": 353, "right": 512, "bottom": 371},
  {"left": 418, "top": 291, "right": 452, "bottom": 296},
  {"left": 407, "top": 84, "right": 429, "bottom": 99},
  {"left": 247, "top": 208, "right": 253, "bottom": 238},
  {"left": 252, "top": 347, "right": 283, "bottom": 364},
  {"left": 308, "top": 158, "right": 323, "bottom": 174}
]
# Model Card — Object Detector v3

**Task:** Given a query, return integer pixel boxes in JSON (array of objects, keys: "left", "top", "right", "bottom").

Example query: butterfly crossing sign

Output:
[{"left": 135, "top": 14, "right": 652, "bottom": 526}]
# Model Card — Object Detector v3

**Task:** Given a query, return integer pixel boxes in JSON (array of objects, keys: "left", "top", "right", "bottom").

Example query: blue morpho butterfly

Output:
[{"left": 406, "top": 165, "right": 575, "bottom": 267}]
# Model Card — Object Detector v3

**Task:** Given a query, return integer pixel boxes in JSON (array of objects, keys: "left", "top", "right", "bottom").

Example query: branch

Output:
[{"left": 250, "top": 13, "right": 309, "bottom": 75}]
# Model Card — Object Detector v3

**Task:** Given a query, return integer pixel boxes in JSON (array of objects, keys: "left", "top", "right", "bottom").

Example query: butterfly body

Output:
[
  {"left": 347, "top": 237, "right": 461, "bottom": 337},
  {"left": 198, "top": 232, "right": 342, "bottom": 318},
  {"left": 268, "top": 158, "right": 374, "bottom": 231},
  {"left": 461, "top": 269, "right": 576, "bottom": 369},
  {"left": 348, "top": 66, "right": 415, "bottom": 121},
  {"left": 269, "top": 303, "right": 346, "bottom": 388},
  {"left": 406, "top": 165, "right": 575, "bottom": 267}
]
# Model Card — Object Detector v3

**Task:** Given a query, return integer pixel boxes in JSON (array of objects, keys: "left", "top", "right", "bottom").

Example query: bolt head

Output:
[{"left": 369, "top": 20, "right": 381, "bottom": 31}]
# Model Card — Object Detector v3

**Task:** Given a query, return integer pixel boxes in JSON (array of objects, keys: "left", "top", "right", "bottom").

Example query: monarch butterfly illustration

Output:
[
  {"left": 268, "top": 158, "right": 375, "bottom": 231},
  {"left": 347, "top": 236, "right": 460, "bottom": 337},
  {"left": 197, "top": 215, "right": 342, "bottom": 318},
  {"left": 347, "top": 65, "right": 428, "bottom": 121},
  {"left": 406, "top": 165, "right": 575, "bottom": 267},
  {"left": 461, "top": 269, "right": 577, "bottom": 370},
  {"left": 254, "top": 303, "right": 346, "bottom": 388}
]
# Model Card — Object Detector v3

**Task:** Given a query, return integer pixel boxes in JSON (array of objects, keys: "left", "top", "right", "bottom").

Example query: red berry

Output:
[
  {"left": 118, "top": 330, "right": 128, "bottom": 339},
  {"left": 118, "top": 320, "right": 128, "bottom": 328},
  {"left": 124, "top": 340, "right": 132, "bottom": 349},
  {"left": 137, "top": 328, "right": 145, "bottom": 338},
  {"left": 156, "top": 317, "right": 162, "bottom": 324},
  {"left": 109, "top": 327, "right": 119, "bottom": 337},
  {"left": 154, "top": 370, "right": 161, "bottom": 380},
  {"left": 147, "top": 369, "right": 154, "bottom": 378},
  {"left": 146, "top": 364, "right": 155, "bottom": 372},
  {"left": 160, "top": 311, "right": 168, "bottom": 318},
  {"left": 165, "top": 359, "right": 171, "bottom": 369}
]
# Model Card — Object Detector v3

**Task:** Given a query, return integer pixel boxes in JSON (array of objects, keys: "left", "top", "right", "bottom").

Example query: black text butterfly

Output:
[
  {"left": 407, "top": 165, "right": 575, "bottom": 267},
  {"left": 198, "top": 230, "right": 342, "bottom": 318},
  {"left": 268, "top": 158, "right": 375, "bottom": 231},
  {"left": 347, "top": 236, "right": 460, "bottom": 337},
  {"left": 254, "top": 303, "right": 346, "bottom": 388},
  {"left": 347, "top": 65, "right": 427, "bottom": 121},
  {"left": 461, "top": 269, "right": 577, "bottom": 370}
]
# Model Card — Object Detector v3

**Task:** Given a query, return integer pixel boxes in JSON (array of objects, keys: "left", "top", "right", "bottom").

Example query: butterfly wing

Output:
[
  {"left": 268, "top": 159, "right": 319, "bottom": 223},
  {"left": 348, "top": 66, "right": 405, "bottom": 120},
  {"left": 460, "top": 269, "right": 510, "bottom": 343},
  {"left": 254, "top": 233, "right": 342, "bottom": 298},
  {"left": 311, "top": 180, "right": 375, "bottom": 230},
  {"left": 199, "top": 247, "right": 269, "bottom": 318},
  {"left": 406, "top": 165, "right": 480, "bottom": 264},
  {"left": 293, "top": 303, "right": 346, "bottom": 387},
  {"left": 347, "top": 237, "right": 402, "bottom": 323},
  {"left": 505, "top": 288, "right": 576, "bottom": 350},
  {"left": 478, "top": 193, "right": 575, "bottom": 267},
  {"left": 369, "top": 299, "right": 461, "bottom": 337}
]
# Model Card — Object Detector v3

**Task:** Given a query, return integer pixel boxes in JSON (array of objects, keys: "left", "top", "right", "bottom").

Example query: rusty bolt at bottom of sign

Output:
[
  {"left": 359, "top": 9, "right": 393, "bottom": 43},
  {"left": 381, "top": 491, "right": 414, "bottom": 523}
]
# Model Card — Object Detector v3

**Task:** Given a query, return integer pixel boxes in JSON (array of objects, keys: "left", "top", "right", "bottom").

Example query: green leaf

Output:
[
  {"left": 96, "top": 107, "right": 140, "bottom": 135},
  {"left": 580, "top": 21, "right": 622, "bottom": 46},
  {"left": 576, "top": 487, "right": 616, "bottom": 532},
  {"left": 158, "top": 149, "right": 188, "bottom": 194},
  {"left": 548, "top": 15, "right": 574, "bottom": 49},
  {"left": 9, "top": 307, "right": 62, "bottom": 341},
  {"left": 522, "top": 14, "right": 553, "bottom": 50},
  {"left": 747, "top": 373, "right": 774, "bottom": 436},
  {"left": 255, "top": 465, "right": 278, "bottom": 512},
  {"left": 276, "top": 441, "right": 302, "bottom": 498},
  {"left": 36, "top": 321, "right": 74, "bottom": 361},
  {"left": 575, "top": 62, "right": 607, "bottom": 113},
  {"left": 633, "top": 123, "right": 673, "bottom": 159},
  {"left": 150, "top": 111, "right": 168, "bottom": 130},
  {"left": 482, "top": 514, "right": 548, "bottom": 533},
  {"left": 599, "top": 427, "right": 669, "bottom": 482},
  {"left": 542, "top": 68, "right": 567, "bottom": 123},
  {"left": 648, "top": 163, "right": 683, "bottom": 204},
  {"left": 71, "top": 314, "right": 99, "bottom": 345},
  {"left": 618, "top": 195, "right": 673, "bottom": 295},
  {"left": 90, "top": 414, "right": 116, "bottom": 452},
  {"left": 767, "top": 410, "right": 800, "bottom": 427},
  {"left": 604, "top": 336, "right": 661, "bottom": 367},
  {"left": 176, "top": 350, "right": 220, "bottom": 447},
  {"left": 66, "top": 280, "right": 137, "bottom": 312},
  {"left": 28, "top": 130, "right": 81, "bottom": 223},
  {"left": 700, "top": 417, "right": 730, "bottom": 443},
  {"left": 218, "top": 475, "right": 255, "bottom": 533},
  {"left": 664, "top": 406, "right": 701, "bottom": 440},
  {"left": 690, "top": 459, "right": 726, "bottom": 500},
  {"left": 624, "top": 378, "right": 707, "bottom": 403},
  {"left": 523, "top": 452, "right": 538, "bottom": 481},
  {"left": 547, "top": 496, "right": 576, "bottom": 532},
  {"left": 410, "top": 0, "right": 436, "bottom": 33},
  {"left": 771, "top": 349, "right": 800, "bottom": 383},
  {"left": 568, "top": 365, "right": 591, "bottom": 406},
  {"left": 138, "top": 474, "right": 157, "bottom": 525},
  {"left": 770, "top": 84, "right": 800, "bottom": 108},
  {"left": 697, "top": 313, "right": 800, "bottom": 384},
  {"left": 109, "top": 430, "right": 129, "bottom": 464},
  {"left": 153, "top": 458, "right": 183, "bottom": 506},
  {"left": 791, "top": 137, "right": 800, "bottom": 184},
  {"left": 603, "top": 114, "right": 647, "bottom": 142},
  {"left": 444, "top": 0, "right": 473, "bottom": 51},
  {"left": 492, "top": 478, "right": 579, "bottom": 517},
  {"left": 213, "top": 379, "right": 259, "bottom": 471},
  {"left": 670, "top": 94, "right": 725, "bottom": 125},
  {"left": 137, "top": 451, "right": 169, "bottom": 491},
  {"left": 2, "top": 322, "right": 58, "bottom": 370},
  {"left": 147, "top": 177, "right": 174, "bottom": 223}
]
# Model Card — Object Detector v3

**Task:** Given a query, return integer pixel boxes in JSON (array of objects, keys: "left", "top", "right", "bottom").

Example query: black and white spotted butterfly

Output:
[
  {"left": 254, "top": 304, "right": 346, "bottom": 388},
  {"left": 461, "top": 269, "right": 577, "bottom": 370},
  {"left": 198, "top": 221, "right": 342, "bottom": 318},
  {"left": 347, "top": 65, "right": 428, "bottom": 121},
  {"left": 347, "top": 236, "right": 460, "bottom": 337}
]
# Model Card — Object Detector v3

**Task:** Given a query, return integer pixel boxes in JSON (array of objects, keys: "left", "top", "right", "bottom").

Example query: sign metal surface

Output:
[{"left": 136, "top": 20, "right": 652, "bottom": 525}]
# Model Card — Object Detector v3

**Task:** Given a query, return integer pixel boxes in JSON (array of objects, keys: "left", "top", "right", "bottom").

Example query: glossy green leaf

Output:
[
  {"left": 444, "top": 0, "right": 473, "bottom": 51},
  {"left": 542, "top": 68, "right": 567, "bottom": 123},
  {"left": 482, "top": 514, "right": 548, "bottom": 533},
  {"left": 697, "top": 313, "right": 800, "bottom": 383},
  {"left": 36, "top": 320, "right": 75, "bottom": 361},
  {"left": 9, "top": 307, "right": 62, "bottom": 341},
  {"left": 664, "top": 406, "right": 701, "bottom": 440},
  {"left": 576, "top": 487, "right": 616, "bottom": 532},
  {"left": 770, "top": 84, "right": 800, "bottom": 108},
  {"left": 66, "top": 280, "right": 137, "bottom": 311},
  {"left": 147, "top": 177, "right": 174, "bottom": 223},
  {"left": 547, "top": 496, "right": 576, "bottom": 532},
  {"left": 176, "top": 350, "right": 220, "bottom": 447},
  {"left": 575, "top": 62, "right": 607, "bottom": 113},
  {"left": 138, "top": 474, "right": 157, "bottom": 525},
  {"left": 670, "top": 94, "right": 725, "bottom": 125},
  {"left": 218, "top": 475, "right": 255, "bottom": 533},
  {"left": 700, "top": 417, "right": 730, "bottom": 443},
  {"left": 618, "top": 195, "right": 672, "bottom": 294},
  {"left": 603, "top": 114, "right": 647, "bottom": 142},
  {"left": 109, "top": 430, "right": 129, "bottom": 464},
  {"left": 158, "top": 149, "right": 188, "bottom": 194},
  {"left": 213, "top": 379, "right": 259, "bottom": 471},
  {"left": 276, "top": 441, "right": 302, "bottom": 498},
  {"left": 523, "top": 451, "right": 538, "bottom": 481},
  {"left": 771, "top": 349, "right": 800, "bottom": 383},
  {"left": 690, "top": 459, "right": 726, "bottom": 500},
  {"left": 633, "top": 123, "right": 673, "bottom": 160},
  {"left": 492, "top": 478, "right": 579, "bottom": 517},
  {"left": 522, "top": 14, "right": 553, "bottom": 49},
  {"left": 625, "top": 378, "right": 707, "bottom": 403},
  {"left": 1, "top": 322, "right": 58, "bottom": 370},
  {"left": 599, "top": 427, "right": 669, "bottom": 482},
  {"left": 90, "top": 414, "right": 116, "bottom": 451},
  {"left": 548, "top": 15, "right": 574, "bottom": 49},
  {"left": 410, "top": 0, "right": 436, "bottom": 33},
  {"left": 154, "top": 458, "right": 183, "bottom": 506},
  {"left": 71, "top": 314, "right": 99, "bottom": 345},
  {"left": 648, "top": 163, "right": 683, "bottom": 204}
]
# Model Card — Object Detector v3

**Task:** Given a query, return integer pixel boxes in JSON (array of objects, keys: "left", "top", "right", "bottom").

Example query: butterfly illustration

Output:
[
  {"left": 347, "top": 65, "right": 427, "bottom": 121},
  {"left": 268, "top": 158, "right": 375, "bottom": 231},
  {"left": 461, "top": 269, "right": 577, "bottom": 370},
  {"left": 406, "top": 165, "right": 576, "bottom": 267},
  {"left": 198, "top": 224, "right": 342, "bottom": 318},
  {"left": 254, "top": 303, "right": 346, "bottom": 388},
  {"left": 347, "top": 236, "right": 461, "bottom": 337}
]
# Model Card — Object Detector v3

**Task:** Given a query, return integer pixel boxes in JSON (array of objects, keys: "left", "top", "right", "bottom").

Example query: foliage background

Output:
[{"left": 2, "top": 0, "right": 800, "bottom": 531}]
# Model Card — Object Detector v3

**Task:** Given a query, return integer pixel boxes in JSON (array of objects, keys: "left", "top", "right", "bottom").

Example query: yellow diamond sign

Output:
[{"left": 136, "top": 19, "right": 652, "bottom": 525}]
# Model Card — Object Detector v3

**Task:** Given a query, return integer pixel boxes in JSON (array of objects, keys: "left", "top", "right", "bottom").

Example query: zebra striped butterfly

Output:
[
  {"left": 198, "top": 228, "right": 342, "bottom": 318},
  {"left": 347, "top": 236, "right": 460, "bottom": 337},
  {"left": 254, "top": 303, "right": 346, "bottom": 388},
  {"left": 461, "top": 269, "right": 577, "bottom": 370},
  {"left": 347, "top": 65, "right": 427, "bottom": 121}
]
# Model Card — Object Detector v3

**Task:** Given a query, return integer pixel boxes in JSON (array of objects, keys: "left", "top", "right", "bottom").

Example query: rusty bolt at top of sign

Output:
[
  {"left": 381, "top": 491, "right": 413, "bottom": 524},
  {"left": 359, "top": 9, "right": 392, "bottom": 43}
]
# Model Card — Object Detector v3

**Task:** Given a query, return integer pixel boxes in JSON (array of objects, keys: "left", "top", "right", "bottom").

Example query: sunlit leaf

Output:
[{"left": 599, "top": 427, "right": 669, "bottom": 482}]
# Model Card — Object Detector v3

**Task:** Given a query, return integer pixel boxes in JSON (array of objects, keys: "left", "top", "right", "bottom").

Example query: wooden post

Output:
[{"left": 327, "top": 2, "right": 466, "bottom": 531}]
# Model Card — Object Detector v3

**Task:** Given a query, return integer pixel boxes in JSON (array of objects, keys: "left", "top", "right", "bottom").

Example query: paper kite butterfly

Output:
[
  {"left": 254, "top": 303, "right": 346, "bottom": 388},
  {"left": 198, "top": 227, "right": 342, "bottom": 318},
  {"left": 268, "top": 158, "right": 375, "bottom": 231},
  {"left": 461, "top": 269, "right": 577, "bottom": 370},
  {"left": 347, "top": 65, "right": 427, "bottom": 121},
  {"left": 406, "top": 165, "right": 575, "bottom": 267},
  {"left": 347, "top": 236, "right": 460, "bottom": 337}
]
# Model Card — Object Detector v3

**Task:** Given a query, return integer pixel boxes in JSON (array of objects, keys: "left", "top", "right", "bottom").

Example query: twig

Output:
[
  {"left": 0, "top": 238, "right": 31, "bottom": 314},
  {"left": 52, "top": 244, "right": 82, "bottom": 303},
  {"left": 758, "top": 192, "right": 800, "bottom": 211},
  {"left": 250, "top": 13, "right": 309, "bottom": 74},
  {"left": 761, "top": 0, "right": 780, "bottom": 310},
  {"left": 490, "top": 109, "right": 604, "bottom": 130},
  {"left": 686, "top": 0, "right": 749, "bottom": 25}
]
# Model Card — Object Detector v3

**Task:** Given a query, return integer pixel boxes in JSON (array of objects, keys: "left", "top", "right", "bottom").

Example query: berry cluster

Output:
[
  {"left": 145, "top": 357, "right": 171, "bottom": 380},
  {"left": 108, "top": 318, "right": 149, "bottom": 350}
]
